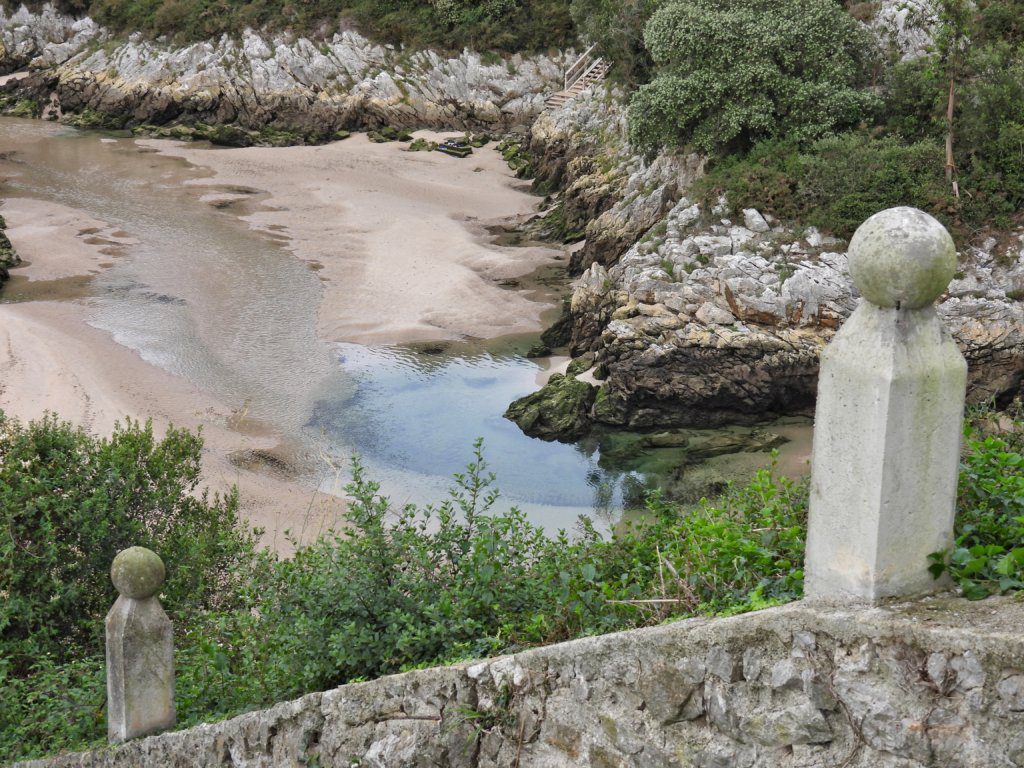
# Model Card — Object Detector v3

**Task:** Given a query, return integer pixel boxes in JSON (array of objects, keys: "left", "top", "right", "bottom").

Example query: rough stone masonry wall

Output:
[{"left": 19, "top": 596, "right": 1024, "bottom": 768}]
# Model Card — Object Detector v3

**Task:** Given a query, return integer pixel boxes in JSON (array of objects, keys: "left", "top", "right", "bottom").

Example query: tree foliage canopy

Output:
[{"left": 627, "top": 0, "right": 878, "bottom": 153}]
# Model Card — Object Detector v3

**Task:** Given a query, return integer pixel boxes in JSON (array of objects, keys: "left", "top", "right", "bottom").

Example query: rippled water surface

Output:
[{"left": 0, "top": 119, "right": 809, "bottom": 531}]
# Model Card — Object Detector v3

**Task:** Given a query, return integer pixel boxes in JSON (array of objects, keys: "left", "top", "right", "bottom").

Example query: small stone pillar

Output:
[
  {"left": 106, "top": 546, "right": 176, "bottom": 743},
  {"left": 804, "top": 207, "right": 967, "bottom": 602}
]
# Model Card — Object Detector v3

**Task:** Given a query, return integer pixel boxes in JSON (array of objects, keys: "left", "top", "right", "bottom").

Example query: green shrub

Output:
[
  {"left": 929, "top": 403, "right": 1024, "bottom": 599},
  {"left": 72, "top": 0, "right": 577, "bottom": 53},
  {"left": 696, "top": 133, "right": 952, "bottom": 238},
  {"left": 627, "top": 0, "right": 878, "bottom": 153},
  {"left": 954, "top": 44, "right": 1024, "bottom": 226},
  {"left": 0, "top": 413, "right": 257, "bottom": 668},
  {"left": 975, "top": 0, "right": 1024, "bottom": 46},
  {"left": 882, "top": 58, "right": 945, "bottom": 142},
  {"left": 569, "top": 0, "right": 661, "bottom": 86},
  {"left": 215, "top": 443, "right": 809, "bottom": 701},
  {"left": 875, "top": 6, "right": 1024, "bottom": 229},
  {"left": 0, "top": 655, "right": 106, "bottom": 761}
]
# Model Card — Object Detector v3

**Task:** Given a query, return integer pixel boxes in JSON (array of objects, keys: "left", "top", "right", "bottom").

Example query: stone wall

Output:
[{"left": 19, "top": 596, "right": 1024, "bottom": 767}]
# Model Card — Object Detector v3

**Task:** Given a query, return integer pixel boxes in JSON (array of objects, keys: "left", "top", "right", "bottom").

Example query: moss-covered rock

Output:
[
  {"left": 497, "top": 136, "right": 535, "bottom": 179},
  {"left": 369, "top": 126, "right": 413, "bottom": 143},
  {"left": 0, "top": 94, "right": 39, "bottom": 117},
  {"left": 540, "top": 298, "right": 574, "bottom": 350},
  {"left": 62, "top": 109, "right": 126, "bottom": 130},
  {"left": 407, "top": 138, "right": 437, "bottom": 152},
  {"left": 565, "top": 354, "right": 594, "bottom": 377},
  {"left": 504, "top": 374, "right": 597, "bottom": 441},
  {"left": 685, "top": 430, "right": 787, "bottom": 460},
  {"left": 0, "top": 215, "right": 21, "bottom": 287}
]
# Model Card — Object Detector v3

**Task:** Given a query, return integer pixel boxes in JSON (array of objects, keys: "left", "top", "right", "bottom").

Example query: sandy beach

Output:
[
  {"left": 0, "top": 130, "right": 564, "bottom": 550},
  {"left": 0, "top": 198, "right": 346, "bottom": 551},
  {"left": 144, "top": 132, "right": 563, "bottom": 344}
]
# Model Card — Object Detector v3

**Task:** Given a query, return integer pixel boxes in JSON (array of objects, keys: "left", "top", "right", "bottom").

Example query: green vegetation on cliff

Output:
[
  {"left": 13, "top": 0, "right": 577, "bottom": 52},
  {"left": 621, "top": 0, "right": 1024, "bottom": 235},
  {"left": 628, "top": 0, "right": 877, "bottom": 155}
]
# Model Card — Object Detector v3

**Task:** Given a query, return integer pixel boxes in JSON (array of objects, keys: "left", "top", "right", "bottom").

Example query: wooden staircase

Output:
[{"left": 545, "top": 45, "right": 610, "bottom": 110}]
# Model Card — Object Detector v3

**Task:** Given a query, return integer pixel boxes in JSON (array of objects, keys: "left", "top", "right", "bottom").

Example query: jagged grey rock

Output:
[
  {"left": 557, "top": 187, "right": 1023, "bottom": 434},
  {"left": 1, "top": 7, "right": 564, "bottom": 134}
]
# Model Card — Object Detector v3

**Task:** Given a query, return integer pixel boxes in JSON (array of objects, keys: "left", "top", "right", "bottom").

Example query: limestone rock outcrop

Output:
[
  {"left": 0, "top": 214, "right": 20, "bottom": 286},
  {"left": 1, "top": 6, "right": 564, "bottom": 135},
  {"left": 527, "top": 93, "right": 704, "bottom": 273},
  {"left": 562, "top": 197, "right": 1024, "bottom": 432},
  {"left": 521, "top": 89, "right": 1023, "bottom": 438}
]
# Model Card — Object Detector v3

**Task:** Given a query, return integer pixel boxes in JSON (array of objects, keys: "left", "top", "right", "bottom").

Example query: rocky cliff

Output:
[
  {"left": 567, "top": 201, "right": 1024, "bottom": 431},
  {"left": 0, "top": 5, "right": 564, "bottom": 137},
  {"left": 511, "top": 87, "right": 1024, "bottom": 439}
]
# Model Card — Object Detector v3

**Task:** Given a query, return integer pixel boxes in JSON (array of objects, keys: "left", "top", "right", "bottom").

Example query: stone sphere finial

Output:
[
  {"left": 111, "top": 547, "right": 166, "bottom": 600},
  {"left": 848, "top": 206, "right": 957, "bottom": 309}
]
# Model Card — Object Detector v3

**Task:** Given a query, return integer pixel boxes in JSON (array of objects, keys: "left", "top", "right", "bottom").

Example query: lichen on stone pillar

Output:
[
  {"left": 106, "top": 546, "right": 176, "bottom": 743},
  {"left": 805, "top": 206, "right": 967, "bottom": 602}
]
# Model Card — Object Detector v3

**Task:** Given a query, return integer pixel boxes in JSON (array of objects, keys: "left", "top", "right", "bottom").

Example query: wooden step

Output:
[{"left": 544, "top": 57, "right": 612, "bottom": 111}]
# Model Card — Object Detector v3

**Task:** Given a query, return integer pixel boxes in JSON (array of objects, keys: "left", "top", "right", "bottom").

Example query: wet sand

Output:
[
  {"left": 144, "top": 131, "right": 564, "bottom": 343},
  {"left": 0, "top": 132, "right": 562, "bottom": 551},
  {"left": 0, "top": 199, "right": 344, "bottom": 551}
]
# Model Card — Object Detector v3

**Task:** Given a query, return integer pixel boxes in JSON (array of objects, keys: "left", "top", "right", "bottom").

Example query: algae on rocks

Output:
[
  {"left": 503, "top": 373, "right": 597, "bottom": 441},
  {"left": 0, "top": 214, "right": 20, "bottom": 286}
]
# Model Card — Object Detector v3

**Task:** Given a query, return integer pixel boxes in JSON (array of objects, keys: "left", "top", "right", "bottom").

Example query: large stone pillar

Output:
[
  {"left": 804, "top": 207, "right": 967, "bottom": 602},
  {"left": 106, "top": 546, "right": 176, "bottom": 743}
]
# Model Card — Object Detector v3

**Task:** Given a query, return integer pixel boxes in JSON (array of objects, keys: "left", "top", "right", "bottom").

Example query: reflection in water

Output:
[
  {"left": 311, "top": 343, "right": 634, "bottom": 528},
  {"left": 0, "top": 118, "right": 811, "bottom": 534}
]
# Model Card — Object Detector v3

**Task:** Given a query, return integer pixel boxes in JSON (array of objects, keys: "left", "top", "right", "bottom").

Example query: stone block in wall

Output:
[{"left": 17, "top": 596, "right": 1024, "bottom": 768}]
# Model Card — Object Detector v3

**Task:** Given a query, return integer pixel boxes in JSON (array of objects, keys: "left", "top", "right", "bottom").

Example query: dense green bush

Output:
[
  {"left": 0, "top": 413, "right": 258, "bottom": 668},
  {"left": 627, "top": 0, "right": 877, "bottom": 153},
  {"left": 695, "top": 134, "right": 953, "bottom": 238},
  {"left": 9, "top": 0, "right": 576, "bottom": 53},
  {"left": 205, "top": 441, "right": 807, "bottom": 703},
  {"left": 878, "top": 34, "right": 1024, "bottom": 229},
  {"left": 953, "top": 44, "right": 1024, "bottom": 227},
  {"left": 0, "top": 655, "right": 106, "bottom": 760},
  {"left": 929, "top": 403, "right": 1024, "bottom": 599}
]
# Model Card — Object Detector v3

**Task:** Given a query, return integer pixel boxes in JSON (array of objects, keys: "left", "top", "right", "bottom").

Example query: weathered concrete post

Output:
[
  {"left": 106, "top": 546, "right": 176, "bottom": 743},
  {"left": 805, "top": 206, "right": 967, "bottom": 602}
]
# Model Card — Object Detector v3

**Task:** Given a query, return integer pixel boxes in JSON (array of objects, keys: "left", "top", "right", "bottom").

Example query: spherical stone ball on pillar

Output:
[
  {"left": 847, "top": 207, "right": 959, "bottom": 309},
  {"left": 804, "top": 206, "right": 967, "bottom": 603},
  {"left": 106, "top": 546, "right": 176, "bottom": 743}
]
